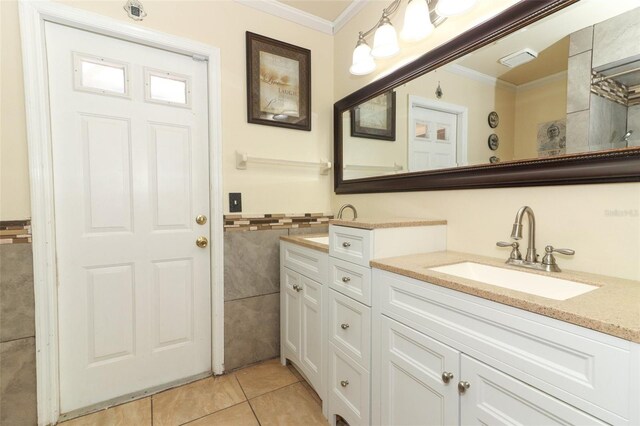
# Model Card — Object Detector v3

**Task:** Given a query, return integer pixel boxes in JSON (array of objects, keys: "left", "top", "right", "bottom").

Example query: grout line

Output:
[
  {"left": 179, "top": 401, "right": 248, "bottom": 425},
  {"left": 225, "top": 291, "right": 280, "bottom": 303},
  {"left": 0, "top": 335, "right": 36, "bottom": 344},
  {"left": 235, "top": 374, "right": 262, "bottom": 426}
]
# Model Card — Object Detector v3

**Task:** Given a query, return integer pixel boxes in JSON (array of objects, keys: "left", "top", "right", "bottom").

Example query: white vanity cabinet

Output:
[
  {"left": 372, "top": 268, "right": 639, "bottom": 426},
  {"left": 327, "top": 223, "right": 447, "bottom": 426},
  {"left": 280, "top": 241, "right": 328, "bottom": 397}
]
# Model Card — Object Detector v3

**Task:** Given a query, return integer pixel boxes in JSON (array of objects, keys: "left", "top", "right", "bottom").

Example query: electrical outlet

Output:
[{"left": 229, "top": 193, "right": 242, "bottom": 213}]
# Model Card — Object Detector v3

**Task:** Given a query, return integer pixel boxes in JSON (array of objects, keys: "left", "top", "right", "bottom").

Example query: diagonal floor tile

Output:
[
  {"left": 61, "top": 398, "right": 151, "bottom": 426},
  {"left": 185, "top": 402, "right": 259, "bottom": 426},
  {"left": 235, "top": 358, "right": 298, "bottom": 399},
  {"left": 152, "top": 374, "right": 245, "bottom": 426},
  {"left": 249, "top": 382, "right": 328, "bottom": 426}
]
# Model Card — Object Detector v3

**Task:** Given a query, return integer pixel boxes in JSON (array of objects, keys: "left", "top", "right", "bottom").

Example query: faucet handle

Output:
[
  {"left": 542, "top": 245, "right": 575, "bottom": 267},
  {"left": 544, "top": 245, "right": 575, "bottom": 256},
  {"left": 496, "top": 241, "right": 522, "bottom": 260}
]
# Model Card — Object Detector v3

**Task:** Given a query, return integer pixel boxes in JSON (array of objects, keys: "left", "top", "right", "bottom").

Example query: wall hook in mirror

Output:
[{"left": 435, "top": 81, "right": 443, "bottom": 99}]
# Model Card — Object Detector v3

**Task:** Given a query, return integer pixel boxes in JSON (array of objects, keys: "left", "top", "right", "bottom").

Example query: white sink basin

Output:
[
  {"left": 304, "top": 236, "right": 329, "bottom": 245},
  {"left": 429, "top": 262, "right": 598, "bottom": 300}
]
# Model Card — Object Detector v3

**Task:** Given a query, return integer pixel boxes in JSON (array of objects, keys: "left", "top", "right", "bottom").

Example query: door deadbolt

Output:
[
  {"left": 196, "top": 215, "right": 207, "bottom": 225},
  {"left": 196, "top": 236, "right": 209, "bottom": 248}
]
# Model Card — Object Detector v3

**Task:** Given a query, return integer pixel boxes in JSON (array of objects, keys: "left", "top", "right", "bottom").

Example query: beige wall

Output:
[
  {"left": 0, "top": 0, "right": 334, "bottom": 219},
  {"left": 333, "top": 1, "right": 640, "bottom": 280},
  {"left": 513, "top": 76, "right": 568, "bottom": 160}
]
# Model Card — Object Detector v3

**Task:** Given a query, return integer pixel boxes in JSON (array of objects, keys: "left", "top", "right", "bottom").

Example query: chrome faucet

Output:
[
  {"left": 511, "top": 206, "right": 537, "bottom": 262},
  {"left": 497, "top": 206, "right": 575, "bottom": 272},
  {"left": 337, "top": 204, "right": 358, "bottom": 220}
]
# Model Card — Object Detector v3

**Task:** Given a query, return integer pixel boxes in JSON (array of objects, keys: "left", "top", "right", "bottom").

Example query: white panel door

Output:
[
  {"left": 283, "top": 269, "right": 301, "bottom": 358},
  {"left": 45, "top": 22, "right": 211, "bottom": 412},
  {"left": 379, "top": 316, "right": 460, "bottom": 426},
  {"left": 300, "top": 276, "right": 322, "bottom": 392},
  {"left": 459, "top": 355, "right": 608, "bottom": 426},
  {"left": 409, "top": 106, "right": 458, "bottom": 171}
]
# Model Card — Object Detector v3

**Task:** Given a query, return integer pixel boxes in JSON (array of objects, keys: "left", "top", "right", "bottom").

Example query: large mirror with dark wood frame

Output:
[{"left": 334, "top": 0, "right": 640, "bottom": 194}]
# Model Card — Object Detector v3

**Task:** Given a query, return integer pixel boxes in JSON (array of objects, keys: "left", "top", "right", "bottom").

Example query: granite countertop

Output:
[
  {"left": 329, "top": 217, "right": 447, "bottom": 230},
  {"left": 280, "top": 233, "right": 329, "bottom": 253},
  {"left": 370, "top": 251, "right": 640, "bottom": 343}
]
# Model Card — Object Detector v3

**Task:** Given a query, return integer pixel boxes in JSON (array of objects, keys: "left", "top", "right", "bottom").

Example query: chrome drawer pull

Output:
[
  {"left": 341, "top": 276, "right": 351, "bottom": 283},
  {"left": 341, "top": 323, "right": 350, "bottom": 330},
  {"left": 458, "top": 381, "right": 470, "bottom": 394},
  {"left": 342, "top": 242, "right": 351, "bottom": 248},
  {"left": 441, "top": 371, "right": 454, "bottom": 384},
  {"left": 340, "top": 380, "right": 349, "bottom": 387}
]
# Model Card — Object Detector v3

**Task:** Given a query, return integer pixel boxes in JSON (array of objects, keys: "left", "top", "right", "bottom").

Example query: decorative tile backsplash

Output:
[
  {"left": 224, "top": 213, "right": 332, "bottom": 232},
  {"left": 591, "top": 70, "right": 630, "bottom": 107},
  {"left": 0, "top": 220, "right": 32, "bottom": 244}
]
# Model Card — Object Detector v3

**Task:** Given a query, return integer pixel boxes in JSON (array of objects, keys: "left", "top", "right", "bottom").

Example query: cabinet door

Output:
[
  {"left": 300, "top": 276, "right": 322, "bottom": 392},
  {"left": 379, "top": 316, "right": 460, "bottom": 426},
  {"left": 460, "top": 355, "right": 608, "bottom": 426},
  {"left": 282, "top": 268, "right": 301, "bottom": 358}
]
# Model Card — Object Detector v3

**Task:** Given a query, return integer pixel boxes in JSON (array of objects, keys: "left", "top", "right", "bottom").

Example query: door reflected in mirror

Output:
[{"left": 341, "top": 1, "right": 640, "bottom": 181}]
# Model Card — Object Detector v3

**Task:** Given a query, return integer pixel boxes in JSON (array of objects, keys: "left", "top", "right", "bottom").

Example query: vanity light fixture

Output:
[
  {"left": 401, "top": 0, "right": 435, "bottom": 42},
  {"left": 350, "top": 0, "right": 472, "bottom": 76}
]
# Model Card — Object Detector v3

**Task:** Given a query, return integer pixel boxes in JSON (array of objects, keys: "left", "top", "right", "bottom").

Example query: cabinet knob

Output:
[
  {"left": 457, "top": 381, "right": 470, "bottom": 394},
  {"left": 293, "top": 284, "right": 302, "bottom": 292},
  {"left": 340, "top": 380, "right": 349, "bottom": 387},
  {"left": 441, "top": 371, "right": 454, "bottom": 384},
  {"left": 341, "top": 276, "right": 351, "bottom": 283},
  {"left": 342, "top": 242, "right": 351, "bottom": 248},
  {"left": 341, "top": 323, "right": 350, "bottom": 330}
]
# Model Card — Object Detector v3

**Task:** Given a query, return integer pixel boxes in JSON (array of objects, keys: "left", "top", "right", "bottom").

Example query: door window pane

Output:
[
  {"left": 74, "top": 53, "right": 129, "bottom": 97},
  {"left": 145, "top": 69, "right": 191, "bottom": 107}
]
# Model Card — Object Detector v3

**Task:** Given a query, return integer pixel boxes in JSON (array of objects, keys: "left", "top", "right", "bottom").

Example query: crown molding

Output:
[
  {"left": 446, "top": 63, "right": 517, "bottom": 91},
  {"left": 333, "top": 0, "right": 369, "bottom": 34},
  {"left": 234, "top": 0, "right": 334, "bottom": 35},
  {"left": 516, "top": 70, "right": 567, "bottom": 91}
]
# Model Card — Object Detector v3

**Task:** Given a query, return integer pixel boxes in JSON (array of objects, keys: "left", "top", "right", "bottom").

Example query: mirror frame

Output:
[{"left": 334, "top": 0, "right": 640, "bottom": 194}]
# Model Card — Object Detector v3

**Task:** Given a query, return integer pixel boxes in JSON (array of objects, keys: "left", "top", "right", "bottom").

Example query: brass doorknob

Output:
[
  {"left": 196, "top": 236, "right": 209, "bottom": 248},
  {"left": 196, "top": 215, "right": 207, "bottom": 225}
]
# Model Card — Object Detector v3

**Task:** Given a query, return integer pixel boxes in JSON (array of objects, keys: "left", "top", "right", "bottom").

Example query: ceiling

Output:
[
  {"left": 277, "top": 0, "right": 355, "bottom": 22},
  {"left": 455, "top": 0, "right": 640, "bottom": 86}
]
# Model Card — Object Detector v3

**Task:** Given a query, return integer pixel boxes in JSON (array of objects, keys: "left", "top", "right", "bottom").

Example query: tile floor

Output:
[{"left": 61, "top": 359, "right": 328, "bottom": 426}]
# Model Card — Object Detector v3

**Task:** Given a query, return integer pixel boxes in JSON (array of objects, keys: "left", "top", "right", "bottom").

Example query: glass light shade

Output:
[
  {"left": 371, "top": 19, "right": 400, "bottom": 58},
  {"left": 349, "top": 41, "right": 376, "bottom": 75},
  {"left": 435, "top": 0, "right": 477, "bottom": 17},
  {"left": 400, "top": 0, "right": 434, "bottom": 42}
]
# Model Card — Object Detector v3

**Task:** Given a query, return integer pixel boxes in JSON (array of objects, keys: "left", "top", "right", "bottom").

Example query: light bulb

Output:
[
  {"left": 371, "top": 17, "right": 399, "bottom": 58},
  {"left": 435, "top": 0, "right": 477, "bottom": 17},
  {"left": 349, "top": 39, "right": 376, "bottom": 76},
  {"left": 401, "top": 0, "right": 434, "bottom": 42}
]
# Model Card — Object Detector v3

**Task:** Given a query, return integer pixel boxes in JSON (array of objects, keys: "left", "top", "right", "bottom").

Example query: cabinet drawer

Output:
[
  {"left": 329, "top": 257, "right": 371, "bottom": 306},
  {"left": 328, "top": 343, "right": 370, "bottom": 426},
  {"left": 329, "top": 290, "right": 371, "bottom": 369},
  {"left": 281, "top": 241, "right": 327, "bottom": 283},
  {"left": 329, "top": 226, "right": 372, "bottom": 267},
  {"left": 375, "top": 269, "right": 632, "bottom": 422}
]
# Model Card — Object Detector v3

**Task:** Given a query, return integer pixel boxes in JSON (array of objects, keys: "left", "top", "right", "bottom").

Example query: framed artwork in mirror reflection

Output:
[
  {"left": 350, "top": 91, "right": 396, "bottom": 141},
  {"left": 246, "top": 32, "right": 311, "bottom": 131}
]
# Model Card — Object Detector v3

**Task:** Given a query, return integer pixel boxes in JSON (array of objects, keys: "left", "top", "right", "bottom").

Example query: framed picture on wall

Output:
[
  {"left": 350, "top": 91, "right": 396, "bottom": 141},
  {"left": 246, "top": 32, "right": 311, "bottom": 131}
]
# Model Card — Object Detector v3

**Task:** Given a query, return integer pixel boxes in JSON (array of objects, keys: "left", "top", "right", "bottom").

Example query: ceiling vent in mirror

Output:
[{"left": 499, "top": 48, "right": 538, "bottom": 68}]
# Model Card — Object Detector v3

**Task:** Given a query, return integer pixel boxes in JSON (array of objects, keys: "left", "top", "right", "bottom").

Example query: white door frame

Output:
[
  {"left": 408, "top": 95, "right": 469, "bottom": 167},
  {"left": 18, "top": 1, "right": 224, "bottom": 424}
]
